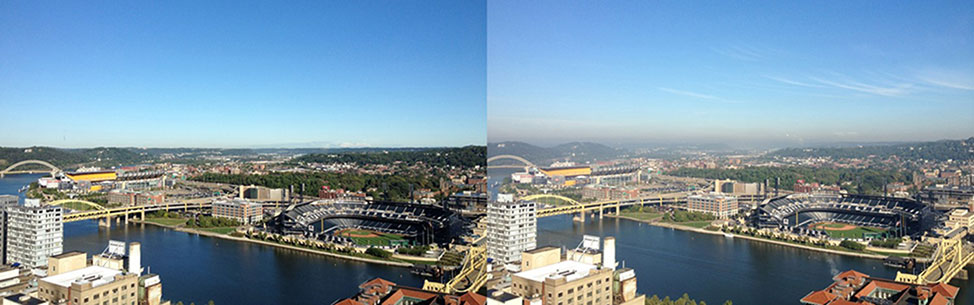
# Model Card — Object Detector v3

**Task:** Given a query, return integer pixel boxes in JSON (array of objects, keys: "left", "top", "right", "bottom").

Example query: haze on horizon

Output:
[
  {"left": 488, "top": 1, "right": 974, "bottom": 147},
  {"left": 0, "top": 1, "right": 486, "bottom": 149}
]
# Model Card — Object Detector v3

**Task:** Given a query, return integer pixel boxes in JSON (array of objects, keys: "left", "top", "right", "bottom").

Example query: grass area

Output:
[
  {"left": 144, "top": 217, "right": 188, "bottom": 226},
  {"left": 59, "top": 201, "right": 101, "bottom": 211},
  {"left": 196, "top": 227, "right": 237, "bottom": 235},
  {"left": 340, "top": 230, "right": 408, "bottom": 247},
  {"left": 821, "top": 226, "right": 887, "bottom": 239},
  {"left": 618, "top": 211, "right": 664, "bottom": 221}
]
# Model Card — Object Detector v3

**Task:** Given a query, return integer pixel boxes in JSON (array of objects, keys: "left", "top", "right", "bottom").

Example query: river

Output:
[{"left": 2, "top": 173, "right": 972, "bottom": 304}]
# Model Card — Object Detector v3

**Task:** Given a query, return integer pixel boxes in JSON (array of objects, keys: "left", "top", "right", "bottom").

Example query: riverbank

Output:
[
  {"left": 608, "top": 215, "right": 891, "bottom": 260},
  {"left": 135, "top": 220, "right": 414, "bottom": 268}
]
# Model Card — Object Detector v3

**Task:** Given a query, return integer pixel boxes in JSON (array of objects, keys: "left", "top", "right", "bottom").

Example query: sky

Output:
[
  {"left": 0, "top": 1, "right": 485, "bottom": 148},
  {"left": 488, "top": 1, "right": 974, "bottom": 147}
]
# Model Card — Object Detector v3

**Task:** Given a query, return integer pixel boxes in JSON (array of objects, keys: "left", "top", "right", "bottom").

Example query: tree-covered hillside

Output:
[
  {"left": 294, "top": 146, "right": 485, "bottom": 168},
  {"left": 770, "top": 138, "right": 973, "bottom": 161}
]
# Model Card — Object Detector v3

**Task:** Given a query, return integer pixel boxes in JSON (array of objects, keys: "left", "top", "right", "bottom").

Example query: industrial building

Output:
[
  {"left": 107, "top": 190, "right": 166, "bottom": 206},
  {"left": 511, "top": 236, "right": 644, "bottom": 305},
  {"left": 444, "top": 191, "right": 488, "bottom": 214},
  {"left": 238, "top": 185, "right": 290, "bottom": 202},
  {"left": 918, "top": 185, "right": 974, "bottom": 211},
  {"left": 212, "top": 199, "right": 263, "bottom": 225},
  {"left": 2, "top": 199, "right": 63, "bottom": 267},
  {"left": 487, "top": 199, "right": 536, "bottom": 263},
  {"left": 714, "top": 179, "right": 767, "bottom": 202},
  {"left": 687, "top": 193, "right": 739, "bottom": 219}
]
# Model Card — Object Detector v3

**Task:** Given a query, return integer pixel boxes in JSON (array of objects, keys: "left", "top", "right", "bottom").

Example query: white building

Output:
[
  {"left": 3, "top": 200, "right": 63, "bottom": 267},
  {"left": 487, "top": 200, "right": 536, "bottom": 263}
]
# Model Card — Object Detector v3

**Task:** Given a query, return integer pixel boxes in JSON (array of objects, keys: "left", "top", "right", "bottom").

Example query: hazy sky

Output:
[
  {"left": 0, "top": 1, "right": 485, "bottom": 148},
  {"left": 488, "top": 1, "right": 974, "bottom": 146}
]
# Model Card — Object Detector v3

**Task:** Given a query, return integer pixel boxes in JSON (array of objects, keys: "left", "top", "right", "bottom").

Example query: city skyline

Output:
[
  {"left": 0, "top": 1, "right": 486, "bottom": 148},
  {"left": 488, "top": 1, "right": 974, "bottom": 145}
]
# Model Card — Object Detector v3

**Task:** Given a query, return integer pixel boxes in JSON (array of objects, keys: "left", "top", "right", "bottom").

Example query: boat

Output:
[
  {"left": 883, "top": 256, "right": 915, "bottom": 270},
  {"left": 723, "top": 232, "right": 734, "bottom": 238}
]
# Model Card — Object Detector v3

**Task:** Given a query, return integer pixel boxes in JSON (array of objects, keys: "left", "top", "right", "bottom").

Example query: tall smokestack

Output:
[
  {"left": 603, "top": 237, "right": 616, "bottom": 269},
  {"left": 775, "top": 177, "right": 780, "bottom": 197},
  {"left": 128, "top": 242, "right": 141, "bottom": 275}
]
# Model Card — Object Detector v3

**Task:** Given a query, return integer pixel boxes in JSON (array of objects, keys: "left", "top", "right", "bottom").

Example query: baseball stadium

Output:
[
  {"left": 756, "top": 194, "right": 928, "bottom": 240},
  {"left": 272, "top": 201, "right": 467, "bottom": 246}
]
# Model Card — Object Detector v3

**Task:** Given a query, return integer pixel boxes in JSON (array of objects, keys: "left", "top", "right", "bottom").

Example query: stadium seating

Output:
[
  {"left": 274, "top": 200, "right": 464, "bottom": 245},
  {"left": 757, "top": 194, "right": 926, "bottom": 235}
]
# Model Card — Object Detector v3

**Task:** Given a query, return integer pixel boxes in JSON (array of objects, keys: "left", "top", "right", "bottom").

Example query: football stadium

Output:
[
  {"left": 272, "top": 201, "right": 467, "bottom": 245},
  {"left": 756, "top": 194, "right": 929, "bottom": 239}
]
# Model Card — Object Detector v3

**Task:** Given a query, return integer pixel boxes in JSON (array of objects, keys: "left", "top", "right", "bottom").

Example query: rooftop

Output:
[
  {"left": 524, "top": 246, "right": 559, "bottom": 254},
  {"left": 513, "top": 260, "right": 597, "bottom": 283},
  {"left": 41, "top": 266, "right": 123, "bottom": 289}
]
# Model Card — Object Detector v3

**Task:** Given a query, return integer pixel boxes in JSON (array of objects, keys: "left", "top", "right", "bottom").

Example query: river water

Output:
[{"left": 2, "top": 173, "right": 971, "bottom": 304}]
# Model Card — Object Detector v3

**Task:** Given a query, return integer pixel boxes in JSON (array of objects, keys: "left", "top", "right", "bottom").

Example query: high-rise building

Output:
[
  {"left": 2, "top": 200, "right": 62, "bottom": 267},
  {"left": 486, "top": 199, "right": 536, "bottom": 263}
]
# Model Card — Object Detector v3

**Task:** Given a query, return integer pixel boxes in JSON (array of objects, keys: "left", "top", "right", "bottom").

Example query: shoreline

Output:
[
  {"left": 133, "top": 220, "right": 414, "bottom": 268},
  {"left": 608, "top": 215, "right": 892, "bottom": 260}
]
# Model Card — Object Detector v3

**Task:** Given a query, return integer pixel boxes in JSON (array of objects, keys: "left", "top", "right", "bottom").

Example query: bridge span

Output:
[
  {"left": 486, "top": 154, "right": 535, "bottom": 169},
  {"left": 0, "top": 160, "right": 61, "bottom": 178},
  {"left": 56, "top": 198, "right": 220, "bottom": 228},
  {"left": 531, "top": 192, "right": 689, "bottom": 218},
  {"left": 896, "top": 238, "right": 974, "bottom": 285}
]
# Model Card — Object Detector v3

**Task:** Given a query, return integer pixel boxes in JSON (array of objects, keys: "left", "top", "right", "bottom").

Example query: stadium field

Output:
[
  {"left": 811, "top": 222, "right": 887, "bottom": 239},
  {"left": 337, "top": 229, "right": 408, "bottom": 246}
]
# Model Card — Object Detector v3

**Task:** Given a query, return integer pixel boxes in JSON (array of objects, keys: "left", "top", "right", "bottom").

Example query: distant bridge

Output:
[
  {"left": 486, "top": 155, "right": 535, "bottom": 169},
  {"left": 48, "top": 199, "right": 108, "bottom": 211},
  {"left": 531, "top": 192, "right": 689, "bottom": 218},
  {"left": 0, "top": 160, "right": 61, "bottom": 178}
]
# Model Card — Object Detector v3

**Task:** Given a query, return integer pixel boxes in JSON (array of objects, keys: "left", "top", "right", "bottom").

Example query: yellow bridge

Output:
[
  {"left": 896, "top": 239, "right": 974, "bottom": 285},
  {"left": 46, "top": 199, "right": 213, "bottom": 224},
  {"left": 423, "top": 246, "right": 489, "bottom": 294},
  {"left": 528, "top": 193, "right": 689, "bottom": 218}
]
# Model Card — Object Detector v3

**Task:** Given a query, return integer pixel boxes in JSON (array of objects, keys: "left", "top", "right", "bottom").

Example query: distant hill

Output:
[
  {"left": 488, "top": 141, "right": 624, "bottom": 166},
  {"left": 0, "top": 147, "right": 87, "bottom": 168},
  {"left": 294, "top": 146, "right": 485, "bottom": 168},
  {"left": 769, "top": 137, "right": 974, "bottom": 161}
]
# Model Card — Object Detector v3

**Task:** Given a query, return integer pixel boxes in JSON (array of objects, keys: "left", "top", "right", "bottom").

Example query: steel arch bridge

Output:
[
  {"left": 896, "top": 239, "right": 974, "bottom": 284},
  {"left": 423, "top": 246, "right": 488, "bottom": 294},
  {"left": 0, "top": 160, "right": 61, "bottom": 177},
  {"left": 520, "top": 194, "right": 581, "bottom": 206},
  {"left": 486, "top": 155, "right": 535, "bottom": 168},
  {"left": 47, "top": 199, "right": 107, "bottom": 211}
]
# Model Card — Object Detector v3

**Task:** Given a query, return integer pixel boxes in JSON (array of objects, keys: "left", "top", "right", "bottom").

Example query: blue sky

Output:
[
  {"left": 488, "top": 1, "right": 974, "bottom": 146},
  {"left": 0, "top": 1, "right": 485, "bottom": 148}
]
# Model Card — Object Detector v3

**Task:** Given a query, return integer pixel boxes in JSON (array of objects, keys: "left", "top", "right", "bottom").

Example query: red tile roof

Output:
[
  {"left": 361, "top": 277, "right": 397, "bottom": 289},
  {"left": 833, "top": 270, "right": 869, "bottom": 281},
  {"left": 801, "top": 290, "right": 838, "bottom": 305},
  {"left": 929, "top": 282, "right": 960, "bottom": 298}
]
